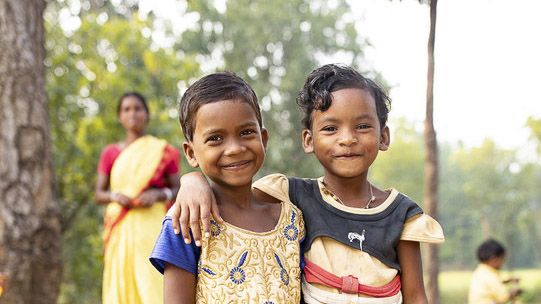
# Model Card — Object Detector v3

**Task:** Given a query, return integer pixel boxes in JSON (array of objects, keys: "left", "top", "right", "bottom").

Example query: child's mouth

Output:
[
  {"left": 334, "top": 153, "right": 361, "bottom": 160},
  {"left": 222, "top": 160, "right": 251, "bottom": 170}
]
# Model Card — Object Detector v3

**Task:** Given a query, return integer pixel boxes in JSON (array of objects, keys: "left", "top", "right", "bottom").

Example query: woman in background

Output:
[{"left": 95, "top": 92, "right": 180, "bottom": 304}]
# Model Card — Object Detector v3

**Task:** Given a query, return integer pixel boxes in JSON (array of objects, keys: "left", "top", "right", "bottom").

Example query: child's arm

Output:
[
  {"left": 171, "top": 172, "right": 223, "bottom": 246},
  {"left": 171, "top": 172, "right": 283, "bottom": 246},
  {"left": 164, "top": 263, "right": 196, "bottom": 304},
  {"left": 397, "top": 240, "right": 428, "bottom": 304}
]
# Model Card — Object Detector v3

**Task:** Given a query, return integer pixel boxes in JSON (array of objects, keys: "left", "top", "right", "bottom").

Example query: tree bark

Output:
[
  {"left": 424, "top": 0, "right": 440, "bottom": 303},
  {"left": 0, "top": 0, "right": 62, "bottom": 303}
]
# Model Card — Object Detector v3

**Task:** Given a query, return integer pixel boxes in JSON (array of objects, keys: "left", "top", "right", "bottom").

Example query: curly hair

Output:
[{"left": 296, "top": 64, "right": 391, "bottom": 129}]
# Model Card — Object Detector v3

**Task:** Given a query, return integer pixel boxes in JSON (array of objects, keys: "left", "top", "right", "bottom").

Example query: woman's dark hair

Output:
[
  {"left": 117, "top": 92, "right": 149, "bottom": 116},
  {"left": 297, "top": 63, "right": 391, "bottom": 129},
  {"left": 477, "top": 239, "right": 506, "bottom": 262},
  {"left": 179, "top": 72, "right": 261, "bottom": 141}
]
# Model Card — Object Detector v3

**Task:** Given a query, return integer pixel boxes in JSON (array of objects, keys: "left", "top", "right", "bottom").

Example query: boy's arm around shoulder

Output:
[
  {"left": 172, "top": 172, "right": 288, "bottom": 246},
  {"left": 171, "top": 171, "right": 222, "bottom": 246}
]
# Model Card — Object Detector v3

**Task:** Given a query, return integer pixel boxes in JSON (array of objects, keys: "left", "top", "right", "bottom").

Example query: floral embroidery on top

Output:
[
  {"left": 210, "top": 219, "right": 221, "bottom": 237},
  {"left": 283, "top": 210, "right": 299, "bottom": 241},
  {"left": 229, "top": 251, "right": 248, "bottom": 285},
  {"left": 195, "top": 202, "right": 304, "bottom": 303},
  {"left": 274, "top": 253, "right": 289, "bottom": 286},
  {"left": 198, "top": 260, "right": 217, "bottom": 276}
]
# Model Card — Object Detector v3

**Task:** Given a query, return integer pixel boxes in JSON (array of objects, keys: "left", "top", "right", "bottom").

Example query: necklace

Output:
[{"left": 321, "top": 180, "right": 376, "bottom": 209}]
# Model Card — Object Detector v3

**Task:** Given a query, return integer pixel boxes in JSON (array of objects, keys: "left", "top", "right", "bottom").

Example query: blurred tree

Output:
[
  {"left": 423, "top": 0, "right": 440, "bottom": 302},
  {"left": 177, "top": 0, "right": 377, "bottom": 178},
  {"left": 44, "top": 1, "right": 199, "bottom": 302},
  {"left": 0, "top": 0, "right": 62, "bottom": 303}
]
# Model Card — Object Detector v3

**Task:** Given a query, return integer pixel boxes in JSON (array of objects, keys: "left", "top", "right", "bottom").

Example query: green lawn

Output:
[{"left": 440, "top": 269, "right": 541, "bottom": 304}]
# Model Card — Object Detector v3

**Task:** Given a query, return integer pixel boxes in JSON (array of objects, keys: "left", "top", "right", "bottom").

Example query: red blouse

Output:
[{"left": 97, "top": 143, "right": 180, "bottom": 188}]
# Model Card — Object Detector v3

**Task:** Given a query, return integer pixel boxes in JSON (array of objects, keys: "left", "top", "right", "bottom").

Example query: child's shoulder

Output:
[
  {"left": 253, "top": 173, "right": 292, "bottom": 203},
  {"left": 385, "top": 190, "right": 424, "bottom": 217}
]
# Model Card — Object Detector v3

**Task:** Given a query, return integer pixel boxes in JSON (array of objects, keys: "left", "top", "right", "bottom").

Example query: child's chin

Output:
[
  {"left": 220, "top": 177, "right": 254, "bottom": 187},
  {"left": 328, "top": 168, "right": 365, "bottom": 178}
]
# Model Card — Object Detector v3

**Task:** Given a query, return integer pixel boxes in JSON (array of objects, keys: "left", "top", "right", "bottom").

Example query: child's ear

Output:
[
  {"left": 261, "top": 127, "right": 269, "bottom": 150},
  {"left": 182, "top": 141, "right": 200, "bottom": 168},
  {"left": 379, "top": 125, "right": 390, "bottom": 151},
  {"left": 302, "top": 129, "right": 314, "bottom": 153}
]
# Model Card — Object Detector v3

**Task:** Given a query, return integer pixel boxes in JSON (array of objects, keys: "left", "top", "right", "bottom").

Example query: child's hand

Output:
[
  {"left": 504, "top": 277, "right": 521, "bottom": 284},
  {"left": 171, "top": 172, "right": 223, "bottom": 247},
  {"left": 510, "top": 287, "right": 523, "bottom": 299}
]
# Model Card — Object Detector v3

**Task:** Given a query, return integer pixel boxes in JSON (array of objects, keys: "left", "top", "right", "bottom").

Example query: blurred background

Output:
[{"left": 5, "top": 0, "right": 541, "bottom": 303}]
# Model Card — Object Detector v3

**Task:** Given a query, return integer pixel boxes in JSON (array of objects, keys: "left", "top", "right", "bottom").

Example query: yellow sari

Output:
[{"left": 102, "top": 135, "right": 169, "bottom": 304}]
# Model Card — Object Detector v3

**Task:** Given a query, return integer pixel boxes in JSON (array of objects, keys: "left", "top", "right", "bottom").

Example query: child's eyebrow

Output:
[
  {"left": 201, "top": 127, "right": 225, "bottom": 137},
  {"left": 200, "top": 121, "right": 259, "bottom": 136},
  {"left": 317, "top": 114, "right": 374, "bottom": 124},
  {"left": 236, "top": 121, "right": 259, "bottom": 129}
]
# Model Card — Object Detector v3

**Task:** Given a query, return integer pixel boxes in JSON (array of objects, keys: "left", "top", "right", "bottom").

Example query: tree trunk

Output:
[
  {"left": 0, "top": 0, "right": 62, "bottom": 303},
  {"left": 424, "top": 0, "right": 440, "bottom": 303}
]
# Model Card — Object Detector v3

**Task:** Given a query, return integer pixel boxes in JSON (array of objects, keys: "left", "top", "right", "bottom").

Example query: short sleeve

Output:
[
  {"left": 400, "top": 213, "right": 445, "bottom": 243},
  {"left": 252, "top": 173, "right": 290, "bottom": 203},
  {"left": 164, "top": 145, "right": 180, "bottom": 175},
  {"left": 149, "top": 216, "right": 200, "bottom": 275},
  {"left": 97, "top": 144, "right": 121, "bottom": 175}
]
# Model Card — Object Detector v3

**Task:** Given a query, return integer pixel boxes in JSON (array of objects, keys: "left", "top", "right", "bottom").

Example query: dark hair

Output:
[
  {"left": 297, "top": 64, "right": 391, "bottom": 129},
  {"left": 477, "top": 239, "right": 506, "bottom": 262},
  {"left": 179, "top": 72, "right": 262, "bottom": 141},
  {"left": 117, "top": 92, "right": 149, "bottom": 116}
]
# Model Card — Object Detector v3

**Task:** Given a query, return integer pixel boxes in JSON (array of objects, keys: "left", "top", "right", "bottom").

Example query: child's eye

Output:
[
  {"left": 240, "top": 129, "right": 256, "bottom": 136},
  {"left": 356, "top": 124, "right": 371, "bottom": 130},
  {"left": 321, "top": 126, "right": 337, "bottom": 132},
  {"left": 205, "top": 135, "right": 223, "bottom": 143}
]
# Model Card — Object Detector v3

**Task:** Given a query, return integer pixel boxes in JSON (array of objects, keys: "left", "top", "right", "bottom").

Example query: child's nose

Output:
[
  {"left": 337, "top": 130, "right": 358, "bottom": 146},
  {"left": 224, "top": 139, "right": 247, "bottom": 155}
]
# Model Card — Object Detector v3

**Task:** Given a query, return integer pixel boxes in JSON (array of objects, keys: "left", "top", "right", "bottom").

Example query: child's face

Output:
[
  {"left": 491, "top": 255, "right": 506, "bottom": 270},
  {"left": 183, "top": 99, "right": 268, "bottom": 188},
  {"left": 302, "top": 88, "right": 390, "bottom": 180}
]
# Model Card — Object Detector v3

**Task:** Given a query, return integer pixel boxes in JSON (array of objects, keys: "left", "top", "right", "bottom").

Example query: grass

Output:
[{"left": 440, "top": 269, "right": 541, "bottom": 304}]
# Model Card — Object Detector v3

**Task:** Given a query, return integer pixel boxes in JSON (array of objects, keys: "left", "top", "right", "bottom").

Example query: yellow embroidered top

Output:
[
  {"left": 253, "top": 174, "right": 444, "bottom": 298},
  {"left": 151, "top": 198, "right": 305, "bottom": 304},
  {"left": 195, "top": 201, "right": 304, "bottom": 303},
  {"left": 468, "top": 263, "right": 511, "bottom": 304}
]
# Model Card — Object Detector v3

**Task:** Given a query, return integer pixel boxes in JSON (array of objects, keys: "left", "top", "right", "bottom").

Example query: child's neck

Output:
[
  {"left": 323, "top": 173, "right": 372, "bottom": 206},
  {"left": 210, "top": 181, "right": 254, "bottom": 209}
]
